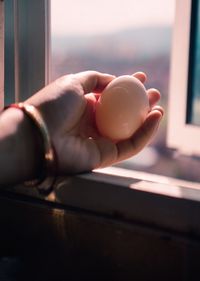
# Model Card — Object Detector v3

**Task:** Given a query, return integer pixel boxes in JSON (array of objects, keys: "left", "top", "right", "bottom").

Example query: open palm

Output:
[{"left": 27, "top": 71, "right": 163, "bottom": 175}]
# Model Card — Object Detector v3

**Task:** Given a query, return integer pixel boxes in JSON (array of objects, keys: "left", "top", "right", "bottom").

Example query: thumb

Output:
[{"left": 74, "top": 70, "right": 116, "bottom": 94}]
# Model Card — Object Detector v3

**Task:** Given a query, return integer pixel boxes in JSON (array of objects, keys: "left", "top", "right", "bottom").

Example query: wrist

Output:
[
  {"left": 0, "top": 107, "right": 44, "bottom": 184},
  {"left": 3, "top": 103, "right": 57, "bottom": 194}
]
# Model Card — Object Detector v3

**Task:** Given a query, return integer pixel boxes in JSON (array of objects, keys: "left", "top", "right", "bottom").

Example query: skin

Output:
[{"left": 0, "top": 71, "right": 163, "bottom": 184}]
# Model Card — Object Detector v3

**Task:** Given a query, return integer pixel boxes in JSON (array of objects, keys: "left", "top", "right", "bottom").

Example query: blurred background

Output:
[{"left": 51, "top": 0, "right": 200, "bottom": 183}]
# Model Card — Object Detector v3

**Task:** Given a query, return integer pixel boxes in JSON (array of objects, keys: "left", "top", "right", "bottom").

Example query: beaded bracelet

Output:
[{"left": 5, "top": 103, "right": 57, "bottom": 194}]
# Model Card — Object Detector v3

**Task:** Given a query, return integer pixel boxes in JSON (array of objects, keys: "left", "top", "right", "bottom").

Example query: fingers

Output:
[
  {"left": 132, "top": 71, "right": 147, "bottom": 83},
  {"left": 151, "top": 105, "right": 164, "bottom": 116},
  {"left": 132, "top": 73, "right": 161, "bottom": 108},
  {"left": 74, "top": 70, "right": 116, "bottom": 94},
  {"left": 73, "top": 71, "right": 161, "bottom": 111},
  {"left": 132, "top": 72, "right": 161, "bottom": 107},
  {"left": 116, "top": 108, "right": 163, "bottom": 162},
  {"left": 147, "top": 88, "right": 161, "bottom": 108},
  {"left": 75, "top": 70, "right": 148, "bottom": 95}
]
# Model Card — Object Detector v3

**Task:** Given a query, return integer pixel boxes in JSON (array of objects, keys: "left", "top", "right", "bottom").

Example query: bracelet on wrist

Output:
[{"left": 4, "top": 102, "right": 57, "bottom": 194}]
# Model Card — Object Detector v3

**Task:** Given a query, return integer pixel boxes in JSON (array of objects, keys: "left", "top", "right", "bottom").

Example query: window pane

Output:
[
  {"left": 187, "top": 0, "right": 200, "bottom": 125},
  {"left": 51, "top": 0, "right": 200, "bottom": 183}
]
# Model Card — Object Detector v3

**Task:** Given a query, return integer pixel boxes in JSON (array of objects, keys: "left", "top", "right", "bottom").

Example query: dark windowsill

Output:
[
  {"left": 1, "top": 166, "right": 200, "bottom": 280},
  {"left": 1, "top": 166, "right": 200, "bottom": 239}
]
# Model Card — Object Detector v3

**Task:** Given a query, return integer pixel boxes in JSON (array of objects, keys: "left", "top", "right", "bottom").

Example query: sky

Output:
[{"left": 51, "top": 0, "right": 176, "bottom": 36}]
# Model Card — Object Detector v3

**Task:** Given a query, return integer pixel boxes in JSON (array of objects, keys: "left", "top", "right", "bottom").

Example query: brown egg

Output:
[{"left": 95, "top": 75, "right": 149, "bottom": 142}]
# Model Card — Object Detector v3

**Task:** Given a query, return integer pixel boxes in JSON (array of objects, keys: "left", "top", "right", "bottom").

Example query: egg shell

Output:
[{"left": 95, "top": 75, "right": 150, "bottom": 141}]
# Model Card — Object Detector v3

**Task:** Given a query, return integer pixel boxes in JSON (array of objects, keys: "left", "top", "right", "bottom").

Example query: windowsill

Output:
[{"left": 1, "top": 166, "right": 200, "bottom": 238}]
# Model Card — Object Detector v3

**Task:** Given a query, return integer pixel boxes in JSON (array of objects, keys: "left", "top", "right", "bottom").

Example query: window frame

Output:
[
  {"left": 4, "top": 0, "right": 50, "bottom": 104},
  {"left": 167, "top": 0, "right": 200, "bottom": 156}
]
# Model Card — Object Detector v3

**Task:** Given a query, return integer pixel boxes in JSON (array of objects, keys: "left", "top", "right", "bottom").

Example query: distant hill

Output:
[{"left": 52, "top": 26, "right": 172, "bottom": 60}]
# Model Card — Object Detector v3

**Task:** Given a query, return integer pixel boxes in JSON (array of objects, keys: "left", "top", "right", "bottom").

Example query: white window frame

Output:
[{"left": 167, "top": 0, "right": 200, "bottom": 156}]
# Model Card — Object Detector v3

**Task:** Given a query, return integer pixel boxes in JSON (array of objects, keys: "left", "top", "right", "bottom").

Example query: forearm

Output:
[{"left": 0, "top": 108, "right": 42, "bottom": 185}]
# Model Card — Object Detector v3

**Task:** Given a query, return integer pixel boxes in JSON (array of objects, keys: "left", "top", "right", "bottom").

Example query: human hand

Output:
[{"left": 26, "top": 71, "right": 163, "bottom": 175}]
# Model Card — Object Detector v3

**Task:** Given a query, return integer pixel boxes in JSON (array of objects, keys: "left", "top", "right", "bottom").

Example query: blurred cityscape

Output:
[{"left": 51, "top": 26, "right": 200, "bottom": 183}]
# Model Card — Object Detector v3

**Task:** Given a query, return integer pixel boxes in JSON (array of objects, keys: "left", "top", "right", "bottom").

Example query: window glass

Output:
[
  {"left": 51, "top": 0, "right": 200, "bottom": 183},
  {"left": 187, "top": 0, "right": 200, "bottom": 125}
]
